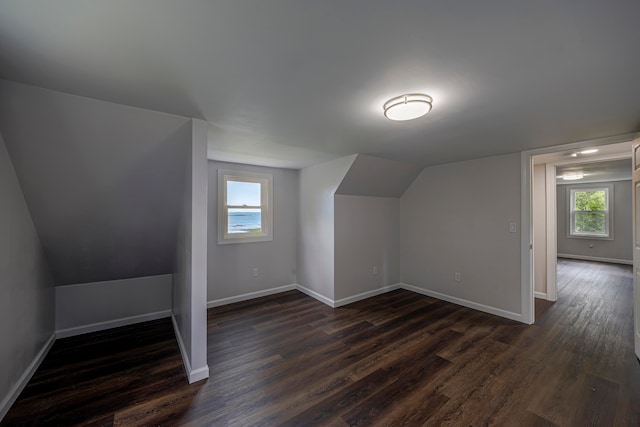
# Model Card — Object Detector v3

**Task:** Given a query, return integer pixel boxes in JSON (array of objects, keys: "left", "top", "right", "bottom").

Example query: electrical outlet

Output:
[
  {"left": 454, "top": 272, "right": 461, "bottom": 282},
  {"left": 372, "top": 266, "right": 378, "bottom": 275},
  {"left": 252, "top": 268, "right": 258, "bottom": 277}
]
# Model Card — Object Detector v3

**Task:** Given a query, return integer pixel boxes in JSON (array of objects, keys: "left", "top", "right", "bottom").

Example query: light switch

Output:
[{"left": 509, "top": 222, "right": 517, "bottom": 233}]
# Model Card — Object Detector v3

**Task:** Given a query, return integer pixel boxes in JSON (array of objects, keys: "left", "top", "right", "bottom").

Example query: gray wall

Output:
[
  {"left": 334, "top": 195, "right": 400, "bottom": 300},
  {"left": 172, "top": 120, "right": 209, "bottom": 383},
  {"left": 400, "top": 153, "right": 522, "bottom": 315},
  {"left": 298, "top": 155, "right": 356, "bottom": 300},
  {"left": 55, "top": 275, "right": 172, "bottom": 335},
  {"left": 557, "top": 180, "right": 632, "bottom": 262},
  {"left": 0, "top": 132, "right": 55, "bottom": 418},
  {"left": 0, "top": 79, "right": 191, "bottom": 285},
  {"left": 207, "top": 161, "right": 298, "bottom": 302}
]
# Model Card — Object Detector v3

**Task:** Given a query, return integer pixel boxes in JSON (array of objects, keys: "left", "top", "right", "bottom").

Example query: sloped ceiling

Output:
[
  {"left": 0, "top": 80, "right": 191, "bottom": 285},
  {"left": 1, "top": 1, "right": 639, "bottom": 168},
  {"left": 336, "top": 155, "right": 423, "bottom": 198}
]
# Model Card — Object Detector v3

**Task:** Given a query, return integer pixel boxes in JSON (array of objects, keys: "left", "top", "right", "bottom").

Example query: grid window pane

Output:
[
  {"left": 218, "top": 170, "right": 273, "bottom": 245},
  {"left": 569, "top": 186, "right": 611, "bottom": 239}
]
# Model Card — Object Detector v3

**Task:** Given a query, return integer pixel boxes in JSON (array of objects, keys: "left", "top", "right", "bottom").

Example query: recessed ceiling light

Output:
[
  {"left": 562, "top": 172, "right": 584, "bottom": 180},
  {"left": 383, "top": 93, "right": 433, "bottom": 121},
  {"left": 580, "top": 149, "right": 599, "bottom": 154}
]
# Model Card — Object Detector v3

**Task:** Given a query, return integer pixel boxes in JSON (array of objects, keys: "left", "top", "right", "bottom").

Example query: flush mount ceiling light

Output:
[
  {"left": 383, "top": 93, "right": 433, "bottom": 121},
  {"left": 562, "top": 172, "right": 584, "bottom": 181},
  {"left": 569, "top": 148, "right": 599, "bottom": 157}
]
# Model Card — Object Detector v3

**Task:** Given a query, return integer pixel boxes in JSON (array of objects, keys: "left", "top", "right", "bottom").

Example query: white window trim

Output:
[
  {"left": 217, "top": 169, "right": 273, "bottom": 245},
  {"left": 567, "top": 184, "right": 614, "bottom": 240}
]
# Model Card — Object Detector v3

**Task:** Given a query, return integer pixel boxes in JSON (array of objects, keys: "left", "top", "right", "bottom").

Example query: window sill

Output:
[
  {"left": 217, "top": 235, "right": 273, "bottom": 245},
  {"left": 567, "top": 234, "right": 613, "bottom": 241}
]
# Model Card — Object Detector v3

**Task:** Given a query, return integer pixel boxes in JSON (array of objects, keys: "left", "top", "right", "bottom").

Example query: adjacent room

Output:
[{"left": 1, "top": 1, "right": 640, "bottom": 425}]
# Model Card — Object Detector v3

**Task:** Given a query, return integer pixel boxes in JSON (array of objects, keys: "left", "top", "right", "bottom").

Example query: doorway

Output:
[{"left": 522, "top": 134, "right": 636, "bottom": 323}]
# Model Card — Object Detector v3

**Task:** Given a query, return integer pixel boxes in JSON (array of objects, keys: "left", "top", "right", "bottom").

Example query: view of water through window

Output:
[{"left": 228, "top": 209, "right": 262, "bottom": 233}]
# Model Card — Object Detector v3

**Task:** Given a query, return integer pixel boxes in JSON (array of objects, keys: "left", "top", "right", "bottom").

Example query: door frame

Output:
[
  {"left": 632, "top": 138, "right": 640, "bottom": 359},
  {"left": 521, "top": 132, "right": 638, "bottom": 324}
]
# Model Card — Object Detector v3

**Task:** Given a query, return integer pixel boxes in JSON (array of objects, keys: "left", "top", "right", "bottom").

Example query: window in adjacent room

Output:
[
  {"left": 218, "top": 170, "right": 273, "bottom": 244},
  {"left": 568, "top": 185, "right": 613, "bottom": 239}
]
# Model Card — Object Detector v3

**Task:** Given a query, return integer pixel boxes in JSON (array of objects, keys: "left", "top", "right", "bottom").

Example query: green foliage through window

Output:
[
  {"left": 574, "top": 190, "right": 605, "bottom": 233},
  {"left": 570, "top": 188, "right": 609, "bottom": 236},
  {"left": 574, "top": 190, "right": 605, "bottom": 211}
]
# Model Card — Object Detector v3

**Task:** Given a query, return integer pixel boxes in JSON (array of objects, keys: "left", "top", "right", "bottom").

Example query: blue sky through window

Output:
[{"left": 227, "top": 181, "right": 261, "bottom": 206}]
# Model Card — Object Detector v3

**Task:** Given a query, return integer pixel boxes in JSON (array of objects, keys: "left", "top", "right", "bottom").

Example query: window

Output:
[
  {"left": 218, "top": 170, "right": 273, "bottom": 244},
  {"left": 568, "top": 185, "right": 613, "bottom": 239}
]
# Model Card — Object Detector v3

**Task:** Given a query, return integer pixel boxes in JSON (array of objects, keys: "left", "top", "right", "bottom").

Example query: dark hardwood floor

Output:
[{"left": 3, "top": 259, "right": 639, "bottom": 426}]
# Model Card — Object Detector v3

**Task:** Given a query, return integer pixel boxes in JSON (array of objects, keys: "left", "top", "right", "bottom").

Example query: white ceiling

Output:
[
  {"left": 556, "top": 159, "right": 632, "bottom": 184},
  {"left": 532, "top": 140, "right": 632, "bottom": 165},
  {"left": 1, "top": 1, "right": 640, "bottom": 168}
]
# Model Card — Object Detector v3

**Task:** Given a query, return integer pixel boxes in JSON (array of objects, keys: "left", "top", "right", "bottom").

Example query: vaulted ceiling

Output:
[
  {"left": 1, "top": 1, "right": 639, "bottom": 168},
  {"left": 1, "top": 1, "right": 640, "bottom": 285},
  {"left": 0, "top": 80, "right": 191, "bottom": 285}
]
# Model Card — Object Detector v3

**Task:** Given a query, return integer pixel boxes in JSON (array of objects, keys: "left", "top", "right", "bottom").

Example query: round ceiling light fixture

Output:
[{"left": 383, "top": 93, "right": 433, "bottom": 121}]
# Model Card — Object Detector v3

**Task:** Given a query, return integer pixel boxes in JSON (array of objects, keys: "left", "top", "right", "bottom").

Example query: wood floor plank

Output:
[
  {"left": 3, "top": 259, "right": 639, "bottom": 426},
  {"left": 340, "top": 354, "right": 450, "bottom": 426}
]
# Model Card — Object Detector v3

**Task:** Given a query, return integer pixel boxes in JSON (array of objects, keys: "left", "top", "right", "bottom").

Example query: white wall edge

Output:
[
  {"left": 558, "top": 254, "right": 633, "bottom": 265},
  {"left": 207, "top": 285, "right": 297, "bottom": 308},
  {"left": 56, "top": 310, "right": 172, "bottom": 339},
  {"left": 545, "top": 163, "right": 558, "bottom": 302},
  {"left": 171, "top": 313, "right": 194, "bottom": 384},
  {"left": 521, "top": 150, "right": 535, "bottom": 325},
  {"left": 534, "top": 291, "right": 549, "bottom": 300},
  {"left": 333, "top": 284, "right": 402, "bottom": 308},
  {"left": 0, "top": 332, "right": 56, "bottom": 422},
  {"left": 170, "top": 313, "right": 209, "bottom": 384},
  {"left": 295, "top": 284, "right": 335, "bottom": 307},
  {"left": 399, "top": 283, "right": 525, "bottom": 323}
]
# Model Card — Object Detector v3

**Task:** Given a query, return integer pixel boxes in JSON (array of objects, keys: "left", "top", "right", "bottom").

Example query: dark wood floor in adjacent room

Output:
[{"left": 3, "top": 259, "right": 639, "bottom": 426}]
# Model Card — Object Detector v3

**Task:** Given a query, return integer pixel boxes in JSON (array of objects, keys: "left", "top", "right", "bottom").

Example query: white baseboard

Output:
[
  {"left": 206, "top": 282, "right": 527, "bottom": 324},
  {"left": 170, "top": 314, "right": 209, "bottom": 384},
  {"left": 534, "top": 291, "right": 557, "bottom": 301},
  {"left": 208, "top": 283, "right": 401, "bottom": 310},
  {"left": 333, "top": 284, "right": 402, "bottom": 308},
  {"left": 399, "top": 283, "right": 525, "bottom": 323},
  {"left": 56, "top": 310, "right": 172, "bottom": 339},
  {"left": 55, "top": 275, "right": 172, "bottom": 333},
  {"left": 189, "top": 366, "right": 210, "bottom": 383},
  {"left": 207, "top": 284, "right": 297, "bottom": 308},
  {"left": 558, "top": 254, "right": 632, "bottom": 265},
  {"left": 0, "top": 332, "right": 56, "bottom": 422},
  {"left": 171, "top": 314, "right": 192, "bottom": 382},
  {"left": 295, "top": 284, "right": 336, "bottom": 307}
]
